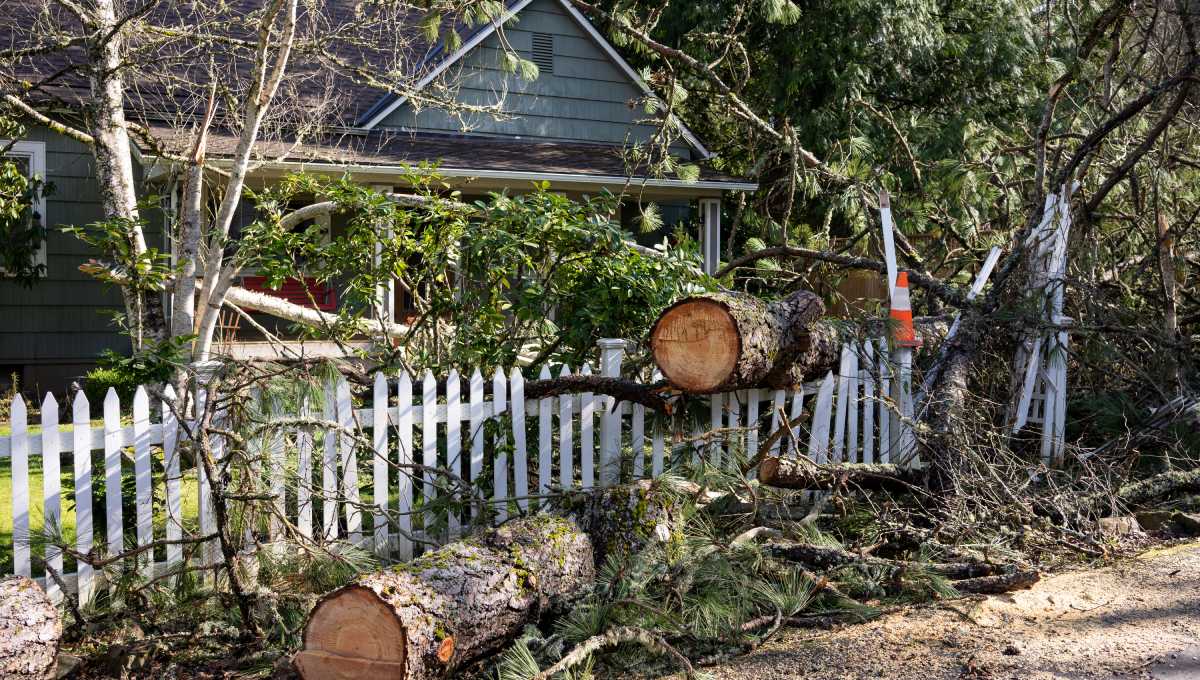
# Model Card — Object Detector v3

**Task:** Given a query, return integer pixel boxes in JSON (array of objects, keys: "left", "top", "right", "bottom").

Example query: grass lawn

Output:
[{"left": 1, "top": 446, "right": 201, "bottom": 576}]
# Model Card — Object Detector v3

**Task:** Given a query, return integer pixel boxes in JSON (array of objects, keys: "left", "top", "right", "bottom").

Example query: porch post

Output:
[
  {"left": 371, "top": 184, "right": 395, "bottom": 327},
  {"left": 699, "top": 197, "right": 721, "bottom": 275}
]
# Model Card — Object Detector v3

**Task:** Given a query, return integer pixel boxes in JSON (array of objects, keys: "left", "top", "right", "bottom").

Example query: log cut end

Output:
[
  {"left": 0, "top": 576, "right": 60, "bottom": 680},
  {"left": 650, "top": 298, "right": 740, "bottom": 392},
  {"left": 295, "top": 586, "right": 407, "bottom": 680}
]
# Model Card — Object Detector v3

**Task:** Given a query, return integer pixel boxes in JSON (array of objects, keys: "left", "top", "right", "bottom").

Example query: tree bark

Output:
[
  {"left": 649, "top": 289, "right": 839, "bottom": 393},
  {"left": 0, "top": 576, "right": 59, "bottom": 679},
  {"left": 294, "top": 516, "right": 594, "bottom": 680},
  {"left": 758, "top": 457, "right": 925, "bottom": 491},
  {"left": 573, "top": 478, "right": 689, "bottom": 566}
]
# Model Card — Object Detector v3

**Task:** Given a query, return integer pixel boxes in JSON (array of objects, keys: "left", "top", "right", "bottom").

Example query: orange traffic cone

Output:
[{"left": 890, "top": 271, "right": 921, "bottom": 348}]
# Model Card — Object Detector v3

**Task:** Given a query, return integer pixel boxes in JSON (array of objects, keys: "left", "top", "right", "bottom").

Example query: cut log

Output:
[
  {"left": 758, "top": 458, "right": 925, "bottom": 491},
  {"left": 649, "top": 289, "right": 839, "bottom": 393},
  {"left": 294, "top": 516, "right": 593, "bottom": 680},
  {"left": 574, "top": 478, "right": 690, "bottom": 566},
  {"left": 0, "top": 576, "right": 60, "bottom": 680}
]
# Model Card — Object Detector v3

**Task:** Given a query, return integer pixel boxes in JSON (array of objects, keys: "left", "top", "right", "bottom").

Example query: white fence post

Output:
[
  {"left": 11, "top": 395, "right": 29, "bottom": 579},
  {"left": 72, "top": 391, "right": 94, "bottom": 603},
  {"left": 40, "top": 393, "right": 62, "bottom": 602},
  {"left": 598, "top": 338, "right": 626, "bottom": 486}
]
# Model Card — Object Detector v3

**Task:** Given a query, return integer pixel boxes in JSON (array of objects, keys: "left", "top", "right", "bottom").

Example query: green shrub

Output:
[{"left": 83, "top": 365, "right": 141, "bottom": 405}]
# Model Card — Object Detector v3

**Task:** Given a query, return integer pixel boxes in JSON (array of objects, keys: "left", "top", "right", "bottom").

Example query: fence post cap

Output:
[
  {"left": 189, "top": 360, "right": 224, "bottom": 383},
  {"left": 596, "top": 338, "right": 627, "bottom": 350}
]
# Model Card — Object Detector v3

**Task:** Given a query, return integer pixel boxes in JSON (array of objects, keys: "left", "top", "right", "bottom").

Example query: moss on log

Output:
[{"left": 758, "top": 458, "right": 926, "bottom": 491}]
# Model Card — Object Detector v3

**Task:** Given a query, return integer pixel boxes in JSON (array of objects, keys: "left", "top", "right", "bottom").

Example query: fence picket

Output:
[
  {"left": 558, "top": 366, "right": 574, "bottom": 490},
  {"left": 862, "top": 342, "right": 876, "bottom": 464},
  {"left": 396, "top": 372, "right": 414, "bottom": 560},
  {"left": 162, "top": 386, "right": 183, "bottom": 571},
  {"left": 268, "top": 395, "right": 285, "bottom": 541},
  {"left": 809, "top": 372, "right": 836, "bottom": 463},
  {"left": 422, "top": 371, "right": 437, "bottom": 539},
  {"left": 580, "top": 364, "right": 595, "bottom": 489},
  {"left": 296, "top": 396, "right": 313, "bottom": 540},
  {"left": 40, "top": 393, "right": 61, "bottom": 602},
  {"left": 446, "top": 370, "right": 461, "bottom": 538},
  {"left": 746, "top": 389, "right": 760, "bottom": 462},
  {"left": 770, "top": 390, "right": 786, "bottom": 457},
  {"left": 788, "top": 386, "right": 804, "bottom": 458},
  {"left": 103, "top": 389, "right": 123, "bottom": 562},
  {"left": 132, "top": 387, "right": 153, "bottom": 575},
  {"left": 538, "top": 365, "right": 553, "bottom": 503},
  {"left": 491, "top": 368, "right": 508, "bottom": 525},
  {"left": 709, "top": 391, "right": 723, "bottom": 467},
  {"left": 322, "top": 380, "right": 338, "bottom": 542},
  {"left": 469, "top": 368, "right": 485, "bottom": 523},
  {"left": 11, "top": 395, "right": 29, "bottom": 578},
  {"left": 878, "top": 338, "right": 892, "bottom": 463},
  {"left": 632, "top": 401, "right": 645, "bottom": 479},
  {"left": 651, "top": 370, "right": 665, "bottom": 476},
  {"left": 373, "top": 372, "right": 389, "bottom": 555},
  {"left": 72, "top": 392, "right": 94, "bottom": 603},
  {"left": 832, "top": 346, "right": 852, "bottom": 463},
  {"left": 510, "top": 368, "right": 529, "bottom": 512},
  {"left": 846, "top": 348, "right": 861, "bottom": 463}
]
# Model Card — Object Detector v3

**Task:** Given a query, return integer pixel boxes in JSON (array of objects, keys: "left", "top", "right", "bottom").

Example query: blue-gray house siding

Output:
[{"left": 380, "top": 0, "right": 693, "bottom": 156}]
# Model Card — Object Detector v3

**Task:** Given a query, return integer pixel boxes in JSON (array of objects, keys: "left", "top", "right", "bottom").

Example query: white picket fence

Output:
[{"left": 1, "top": 338, "right": 916, "bottom": 603}]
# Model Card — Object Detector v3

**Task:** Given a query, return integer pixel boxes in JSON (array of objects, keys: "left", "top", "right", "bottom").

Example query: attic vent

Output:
[{"left": 531, "top": 33, "right": 554, "bottom": 75}]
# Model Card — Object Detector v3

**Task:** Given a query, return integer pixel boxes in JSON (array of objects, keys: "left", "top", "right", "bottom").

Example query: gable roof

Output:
[{"left": 355, "top": 0, "right": 712, "bottom": 159}]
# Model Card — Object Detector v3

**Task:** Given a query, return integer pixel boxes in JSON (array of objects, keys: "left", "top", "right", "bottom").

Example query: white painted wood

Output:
[
  {"left": 41, "top": 393, "right": 62, "bottom": 602},
  {"left": 788, "top": 385, "right": 804, "bottom": 459},
  {"left": 746, "top": 388, "right": 760, "bottom": 462},
  {"left": 338, "top": 379, "right": 361, "bottom": 545},
  {"left": 709, "top": 391, "right": 724, "bottom": 467},
  {"left": 510, "top": 368, "right": 529, "bottom": 511},
  {"left": 491, "top": 367, "right": 508, "bottom": 525},
  {"left": 878, "top": 338, "right": 892, "bottom": 463},
  {"left": 598, "top": 339, "right": 625, "bottom": 486},
  {"left": 879, "top": 188, "right": 899, "bottom": 302},
  {"left": 558, "top": 366, "right": 574, "bottom": 490},
  {"left": 651, "top": 369, "right": 665, "bottom": 477},
  {"left": 469, "top": 368, "right": 485, "bottom": 525},
  {"left": 832, "top": 345, "right": 853, "bottom": 463},
  {"left": 632, "top": 401, "right": 646, "bottom": 478},
  {"left": 322, "top": 380, "right": 338, "bottom": 542},
  {"left": 896, "top": 348, "right": 917, "bottom": 464},
  {"left": 72, "top": 392, "right": 94, "bottom": 603},
  {"left": 103, "top": 389, "right": 123, "bottom": 561},
  {"left": 861, "top": 342, "right": 876, "bottom": 464},
  {"left": 769, "top": 390, "right": 786, "bottom": 457},
  {"left": 132, "top": 387, "right": 153, "bottom": 575},
  {"left": 809, "top": 372, "right": 836, "bottom": 463},
  {"left": 373, "top": 372, "right": 390, "bottom": 555},
  {"left": 396, "top": 372, "right": 414, "bottom": 560},
  {"left": 422, "top": 370, "right": 438, "bottom": 536},
  {"left": 296, "top": 396, "right": 314, "bottom": 540},
  {"left": 538, "top": 365, "right": 553, "bottom": 503},
  {"left": 726, "top": 391, "right": 741, "bottom": 470},
  {"left": 846, "top": 348, "right": 861, "bottom": 463},
  {"left": 1013, "top": 336, "right": 1044, "bottom": 433},
  {"left": 1052, "top": 330, "right": 1069, "bottom": 464},
  {"left": 267, "top": 394, "right": 285, "bottom": 540},
  {"left": 11, "top": 395, "right": 29, "bottom": 578},
  {"left": 161, "top": 386, "right": 183, "bottom": 570},
  {"left": 445, "top": 369, "right": 461, "bottom": 538},
  {"left": 580, "top": 363, "right": 595, "bottom": 489}
]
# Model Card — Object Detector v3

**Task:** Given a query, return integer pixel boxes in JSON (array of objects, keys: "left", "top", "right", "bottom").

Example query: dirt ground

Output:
[{"left": 698, "top": 541, "right": 1200, "bottom": 680}]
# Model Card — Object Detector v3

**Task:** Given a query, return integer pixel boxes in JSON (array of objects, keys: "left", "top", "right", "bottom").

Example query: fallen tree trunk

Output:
[
  {"left": 758, "top": 458, "right": 926, "bottom": 491},
  {"left": 294, "top": 516, "right": 593, "bottom": 680},
  {"left": 763, "top": 542, "right": 1007, "bottom": 579},
  {"left": 0, "top": 576, "right": 59, "bottom": 679},
  {"left": 649, "top": 289, "right": 840, "bottom": 393},
  {"left": 951, "top": 570, "right": 1040, "bottom": 594}
]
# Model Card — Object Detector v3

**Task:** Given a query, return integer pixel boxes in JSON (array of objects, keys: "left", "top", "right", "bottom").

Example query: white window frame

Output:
[{"left": 1, "top": 140, "right": 48, "bottom": 276}]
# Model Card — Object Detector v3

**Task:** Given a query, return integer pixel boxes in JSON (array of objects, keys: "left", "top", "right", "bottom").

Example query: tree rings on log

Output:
[
  {"left": 650, "top": 289, "right": 836, "bottom": 393},
  {"left": 294, "top": 516, "right": 593, "bottom": 680}
]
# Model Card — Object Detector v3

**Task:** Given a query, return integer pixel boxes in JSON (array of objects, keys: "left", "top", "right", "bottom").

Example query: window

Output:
[
  {"left": 531, "top": 33, "right": 554, "bottom": 75},
  {"left": 0, "top": 140, "right": 47, "bottom": 277}
]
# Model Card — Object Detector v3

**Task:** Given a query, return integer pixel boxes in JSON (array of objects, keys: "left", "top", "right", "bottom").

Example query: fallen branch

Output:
[
  {"left": 523, "top": 375, "right": 672, "bottom": 412},
  {"left": 532, "top": 626, "right": 696, "bottom": 680},
  {"left": 951, "top": 570, "right": 1040, "bottom": 594},
  {"left": 758, "top": 458, "right": 926, "bottom": 491}
]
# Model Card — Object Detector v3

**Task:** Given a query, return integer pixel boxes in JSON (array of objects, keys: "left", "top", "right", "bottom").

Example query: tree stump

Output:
[
  {"left": 0, "top": 576, "right": 60, "bottom": 680},
  {"left": 649, "top": 289, "right": 839, "bottom": 393},
  {"left": 294, "top": 516, "right": 594, "bottom": 680}
]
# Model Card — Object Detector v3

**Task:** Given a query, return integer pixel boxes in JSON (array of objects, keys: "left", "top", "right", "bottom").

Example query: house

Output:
[{"left": 0, "top": 0, "right": 756, "bottom": 392}]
